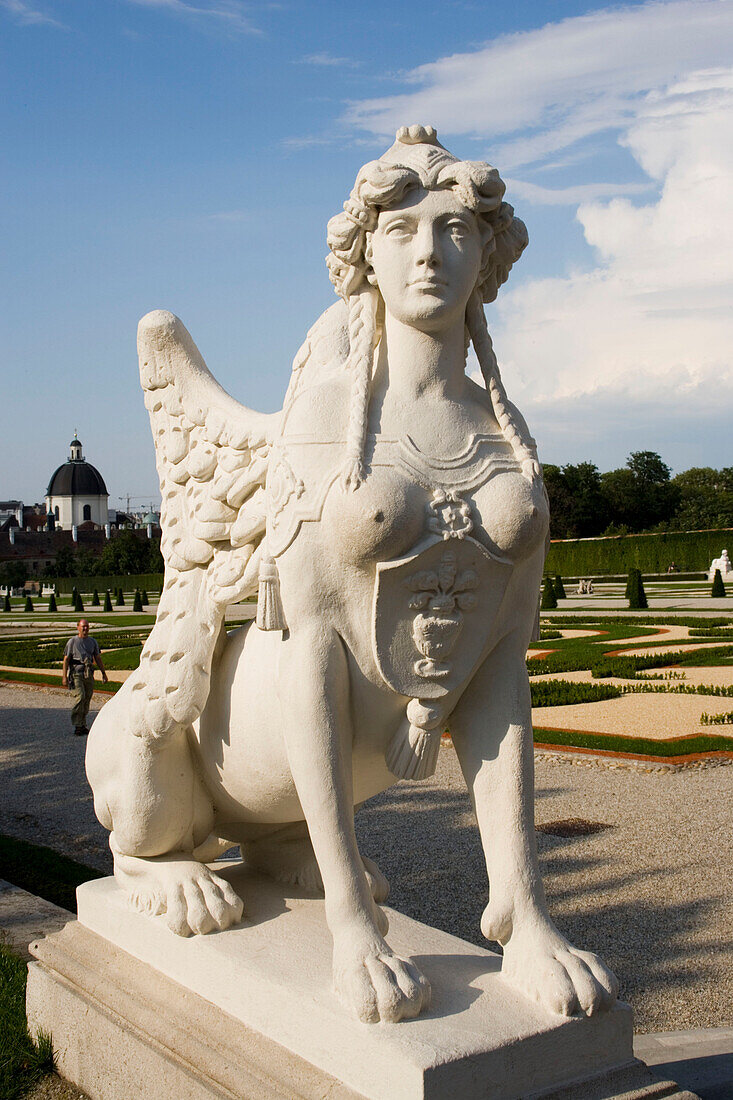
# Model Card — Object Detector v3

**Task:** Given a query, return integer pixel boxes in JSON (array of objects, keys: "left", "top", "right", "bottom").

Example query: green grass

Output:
[
  {"left": 101, "top": 644, "right": 143, "bottom": 670},
  {"left": 0, "top": 630, "right": 148, "bottom": 669},
  {"left": 0, "top": 944, "right": 55, "bottom": 1100},
  {"left": 529, "top": 619, "right": 733, "bottom": 677},
  {"left": 542, "top": 614, "right": 732, "bottom": 628},
  {"left": 0, "top": 670, "right": 119, "bottom": 692},
  {"left": 533, "top": 728, "right": 733, "bottom": 757},
  {"left": 0, "top": 835, "right": 105, "bottom": 914}
]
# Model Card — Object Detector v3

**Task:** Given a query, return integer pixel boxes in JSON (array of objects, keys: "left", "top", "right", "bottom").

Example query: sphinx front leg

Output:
[
  {"left": 86, "top": 684, "right": 243, "bottom": 936},
  {"left": 449, "top": 634, "right": 618, "bottom": 1016},
  {"left": 277, "top": 626, "right": 430, "bottom": 1023}
]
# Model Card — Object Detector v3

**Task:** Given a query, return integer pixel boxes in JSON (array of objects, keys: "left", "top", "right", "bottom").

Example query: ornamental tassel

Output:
[
  {"left": 385, "top": 699, "right": 444, "bottom": 781},
  {"left": 256, "top": 551, "right": 287, "bottom": 631}
]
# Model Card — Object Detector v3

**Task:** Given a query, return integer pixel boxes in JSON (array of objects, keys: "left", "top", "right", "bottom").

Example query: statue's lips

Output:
[{"left": 409, "top": 278, "right": 449, "bottom": 292}]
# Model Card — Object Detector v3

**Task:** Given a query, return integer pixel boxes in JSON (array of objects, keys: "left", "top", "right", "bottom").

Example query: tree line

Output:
[{"left": 543, "top": 452, "right": 733, "bottom": 540}]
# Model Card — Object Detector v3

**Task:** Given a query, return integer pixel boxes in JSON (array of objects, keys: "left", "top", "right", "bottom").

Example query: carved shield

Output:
[{"left": 372, "top": 535, "right": 513, "bottom": 700}]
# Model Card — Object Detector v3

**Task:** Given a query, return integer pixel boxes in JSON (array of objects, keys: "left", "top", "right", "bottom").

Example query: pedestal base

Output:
[{"left": 27, "top": 867, "right": 698, "bottom": 1100}]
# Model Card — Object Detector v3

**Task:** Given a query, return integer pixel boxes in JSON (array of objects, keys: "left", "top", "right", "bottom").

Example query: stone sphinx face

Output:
[{"left": 368, "top": 186, "right": 483, "bottom": 332}]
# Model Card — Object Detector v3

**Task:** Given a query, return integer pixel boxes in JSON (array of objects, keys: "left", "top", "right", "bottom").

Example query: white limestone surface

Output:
[{"left": 76, "top": 867, "right": 633, "bottom": 1100}]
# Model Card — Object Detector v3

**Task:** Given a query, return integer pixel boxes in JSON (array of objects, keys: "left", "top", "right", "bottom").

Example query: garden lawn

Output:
[{"left": 0, "top": 944, "right": 55, "bottom": 1100}]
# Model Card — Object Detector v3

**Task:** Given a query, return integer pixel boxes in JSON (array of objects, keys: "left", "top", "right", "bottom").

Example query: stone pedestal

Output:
[{"left": 27, "top": 866, "right": 697, "bottom": 1100}]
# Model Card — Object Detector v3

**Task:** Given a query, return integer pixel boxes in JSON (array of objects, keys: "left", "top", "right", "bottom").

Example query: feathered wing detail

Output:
[{"left": 129, "top": 310, "right": 279, "bottom": 742}]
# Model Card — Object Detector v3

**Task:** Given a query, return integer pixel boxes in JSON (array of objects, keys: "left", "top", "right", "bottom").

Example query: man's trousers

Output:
[{"left": 70, "top": 671, "right": 94, "bottom": 729}]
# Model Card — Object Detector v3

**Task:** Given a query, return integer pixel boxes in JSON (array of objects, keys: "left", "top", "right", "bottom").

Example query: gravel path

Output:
[{"left": 1, "top": 683, "right": 731, "bottom": 1034}]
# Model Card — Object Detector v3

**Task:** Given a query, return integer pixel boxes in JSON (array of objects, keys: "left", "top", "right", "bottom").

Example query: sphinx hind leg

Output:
[
  {"left": 245, "top": 820, "right": 389, "bottom": 901},
  {"left": 86, "top": 684, "right": 243, "bottom": 936}
]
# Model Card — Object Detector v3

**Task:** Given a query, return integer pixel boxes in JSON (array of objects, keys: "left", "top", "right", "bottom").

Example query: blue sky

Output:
[{"left": 2, "top": 0, "right": 732, "bottom": 507}]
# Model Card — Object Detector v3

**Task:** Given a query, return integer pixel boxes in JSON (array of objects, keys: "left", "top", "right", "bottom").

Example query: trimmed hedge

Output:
[
  {"left": 712, "top": 569, "right": 726, "bottom": 597},
  {"left": 533, "top": 728, "right": 733, "bottom": 757},
  {"left": 545, "top": 528, "right": 733, "bottom": 577},
  {"left": 627, "top": 569, "right": 648, "bottom": 610},
  {"left": 531, "top": 680, "right": 622, "bottom": 706},
  {"left": 54, "top": 572, "right": 164, "bottom": 595},
  {"left": 540, "top": 577, "right": 557, "bottom": 609}
]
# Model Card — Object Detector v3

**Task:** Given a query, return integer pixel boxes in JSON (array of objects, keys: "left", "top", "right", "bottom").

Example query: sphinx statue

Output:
[{"left": 86, "top": 125, "right": 618, "bottom": 1025}]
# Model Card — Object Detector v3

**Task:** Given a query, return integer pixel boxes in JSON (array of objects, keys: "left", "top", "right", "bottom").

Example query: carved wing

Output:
[{"left": 128, "top": 310, "right": 280, "bottom": 742}]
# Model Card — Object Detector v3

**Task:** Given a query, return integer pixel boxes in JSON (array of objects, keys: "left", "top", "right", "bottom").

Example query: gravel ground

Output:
[
  {"left": 532, "top": 692, "right": 733, "bottom": 738},
  {"left": 1, "top": 683, "right": 731, "bottom": 1034}
]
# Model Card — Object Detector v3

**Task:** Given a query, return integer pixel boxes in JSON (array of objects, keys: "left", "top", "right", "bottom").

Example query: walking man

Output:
[{"left": 61, "top": 618, "right": 108, "bottom": 736}]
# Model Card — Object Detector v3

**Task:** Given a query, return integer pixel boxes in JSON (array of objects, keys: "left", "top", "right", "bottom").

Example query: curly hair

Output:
[{"left": 326, "top": 126, "right": 537, "bottom": 488}]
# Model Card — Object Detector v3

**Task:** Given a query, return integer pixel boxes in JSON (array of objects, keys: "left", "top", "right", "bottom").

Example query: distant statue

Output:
[
  {"left": 708, "top": 549, "right": 732, "bottom": 580},
  {"left": 87, "top": 125, "right": 618, "bottom": 1025}
]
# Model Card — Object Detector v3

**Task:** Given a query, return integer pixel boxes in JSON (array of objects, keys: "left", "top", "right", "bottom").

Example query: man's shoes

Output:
[{"left": 74, "top": 727, "right": 88, "bottom": 736}]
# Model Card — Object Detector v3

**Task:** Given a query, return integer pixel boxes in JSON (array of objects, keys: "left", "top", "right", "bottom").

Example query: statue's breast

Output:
[
  {"left": 267, "top": 427, "right": 548, "bottom": 566},
  {"left": 469, "top": 470, "right": 549, "bottom": 563}
]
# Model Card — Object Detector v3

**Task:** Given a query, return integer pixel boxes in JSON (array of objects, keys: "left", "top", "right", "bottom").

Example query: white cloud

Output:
[
  {"left": 346, "top": 0, "right": 733, "bottom": 169},
  {"left": 346, "top": 2, "right": 733, "bottom": 461},
  {"left": 0, "top": 0, "right": 64, "bottom": 27},
  {"left": 490, "top": 68, "right": 733, "bottom": 439},
  {"left": 300, "top": 52, "right": 358, "bottom": 68},
  {"left": 126, "top": 0, "right": 260, "bottom": 34},
  {"left": 505, "top": 178, "right": 652, "bottom": 207}
]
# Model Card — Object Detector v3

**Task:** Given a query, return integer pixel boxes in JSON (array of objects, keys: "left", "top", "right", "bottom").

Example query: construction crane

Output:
[{"left": 117, "top": 494, "right": 160, "bottom": 515}]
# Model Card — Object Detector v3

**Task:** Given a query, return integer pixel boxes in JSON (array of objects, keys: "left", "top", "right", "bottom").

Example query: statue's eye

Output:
[
  {"left": 384, "top": 220, "right": 412, "bottom": 238},
  {"left": 446, "top": 219, "right": 470, "bottom": 239}
]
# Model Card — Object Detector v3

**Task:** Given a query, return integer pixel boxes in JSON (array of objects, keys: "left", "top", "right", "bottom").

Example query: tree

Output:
[
  {"left": 3, "top": 593, "right": 10, "bottom": 612},
  {"left": 48, "top": 593, "right": 58, "bottom": 612},
  {"left": 24, "top": 595, "right": 34, "bottom": 612},
  {"left": 104, "top": 590, "right": 113, "bottom": 612},
  {"left": 91, "top": 588, "right": 100, "bottom": 606},
  {"left": 95, "top": 530, "right": 163, "bottom": 577},
  {"left": 670, "top": 467, "right": 733, "bottom": 531},
  {"left": 627, "top": 451, "right": 672, "bottom": 484},
  {"left": 46, "top": 546, "right": 76, "bottom": 579},
  {"left": 602, "top": 452, "right": 679, "bottom": 532},
  {"left": 141, "top": 590, "right": 149, "bottom": 605},
  {"left": 554, "top": 575, "right": 566, "bottom": 599},
  {"left": 560, "top": 462, "right": 609, "bottom": 537},
  {"left": 543, "top": 462, "right": 608, "bottom": 538},
  {"left": 711, "top": 569, "right": 726, "bottom": 597},
  {"left": 0, "top": 561, "right": 28, "bottom": 590},
  {"left": 133, "top": 589, "right": 143, "bottom": 612}
]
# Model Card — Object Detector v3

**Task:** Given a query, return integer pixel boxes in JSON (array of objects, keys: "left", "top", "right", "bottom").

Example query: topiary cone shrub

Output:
[
  {"left": 141, "top": 589, "right": 149, "bottom": 606},
  {"left": 711, "top": 568, "right": 726, "bottom": 597},
  {"left": 24, "top": 595, "right": 34, "bottom": 612},
  {"left": 132, "top": 589, "right": 143, "bottom": 612},
  {"left": 74, "top": 593, "right": 84, "bottom": 613},
  {"left": 48, "top": 593, "right": 57, "bottom": 612},
  {"left": 627, "top": 568, "right": 648, "bottom": 609},
  {"left": 104, "top": 590, "right": 113, "bottom": 612},
  {"left": 116, "top": 589, "right": 125, "bottom": 606},
  {"left": 554, "top": 574, "right": 567, "bottom": 599},
  {"left": 540, "top": 576, "right": 557, "bottom": 610},
  {"left": 91, "top": 588, "right": 100, "bottom": 606},
  {"left": 3, "top": 593, "right": 10, "bottom": 612}
]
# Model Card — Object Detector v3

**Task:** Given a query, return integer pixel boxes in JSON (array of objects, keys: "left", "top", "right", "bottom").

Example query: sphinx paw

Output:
[
  {"left": 502, "top": 924, "right": 618, "bottom": 1016},
  {"left": 334, "top": 940, "right": 430, "bottom": 1023}
]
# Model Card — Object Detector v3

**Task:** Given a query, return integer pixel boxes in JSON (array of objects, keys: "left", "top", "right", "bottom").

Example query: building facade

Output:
[{"left": 45, "top": 435, "right": 109, "bottom": 530}]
